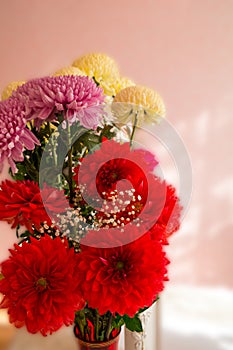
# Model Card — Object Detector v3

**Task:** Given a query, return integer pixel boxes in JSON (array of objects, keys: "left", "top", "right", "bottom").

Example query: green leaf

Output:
[
  {"left": 123, "top": 315, "right": 143, "bottom": 332},
  {"left": 112, "top": 314, "right": 124, "bottom": 330}
]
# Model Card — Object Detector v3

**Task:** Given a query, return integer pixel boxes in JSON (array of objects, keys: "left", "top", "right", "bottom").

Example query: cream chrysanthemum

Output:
[
  {"left": 112, "top": 85, "right": 166, "bottom": 125},
  {"left": 1, "top": 81, "right": 25, "bottom": 100},
  {"left": 53, "top": 66, "right": 86, "bottom": 77}
]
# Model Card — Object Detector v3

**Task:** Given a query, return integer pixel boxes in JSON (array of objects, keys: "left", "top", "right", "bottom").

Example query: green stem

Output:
[
  {"left": 130, "top": 112, "right": 138, "bottom": 147},
  {"left": 75, "top": 311, "right": 86, "bottom": 340},
  {"left": 105, "top": 313, "right": 113, "bottom": 341},
  {"left": 67, "top": 147, "right": 74, "bottom": 204},
  {"left": 48, "top": 123, "right": 57, "bottom": 166},
  {"left": 47, "top": 122, "right": 62, "bottom": 189},
  {"left": 95, "top": 310, "right": 100, "bottom": 341},
  {"left": 84, "top": 324, "right": 90, "bottom": 341},
  {"left": 66, "top": 122, "right": 74, "bottom": 204}
]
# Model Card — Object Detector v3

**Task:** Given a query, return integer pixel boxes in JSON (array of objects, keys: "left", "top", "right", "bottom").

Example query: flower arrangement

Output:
[{"left": 0, "top": 53, "right": 182, "bottom": 343}]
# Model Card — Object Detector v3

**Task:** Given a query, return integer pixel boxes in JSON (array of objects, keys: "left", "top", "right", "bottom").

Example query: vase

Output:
[
  {"left": 75, "top": 333, "right": 120, "bottom": 350},
  {"left": 125, "top": 301, "right": 158, "bottom": 350}
]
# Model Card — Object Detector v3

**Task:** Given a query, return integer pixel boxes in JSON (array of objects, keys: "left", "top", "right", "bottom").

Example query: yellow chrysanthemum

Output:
[
  {"left": 72, "top": 53, "right": 120, "bottom": 84},
  {"left": 1, "top": 81, "right": 25, "bottom": 100},
  {"left": 101, "top": 76, "right": 135, "bottom": 97},
  {"left": 115, "top": 77, "right": 135, "bottom": 94},
  {"left": 112, "top": 85, "right": 166, "bottom": 125},
  {"left": 53, "top": 66, "right": 86, "bottom": 77},
  {"left": 72, "top": 54, "right": 135, "bottom": 97}
]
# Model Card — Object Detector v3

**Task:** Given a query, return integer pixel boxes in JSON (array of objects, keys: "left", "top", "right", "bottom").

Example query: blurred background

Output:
[{"left": 0, "top": 0, "right": 232, "bottom": 349}]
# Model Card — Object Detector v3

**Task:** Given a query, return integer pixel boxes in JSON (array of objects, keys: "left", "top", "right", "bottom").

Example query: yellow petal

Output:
[
  {"left": 72, "top": 53, "right": 120, "bottom": 82},
  {"left": 1, "top": 81, "right": 25, "bottom": 100},
  {"left": 53, "top": 66, "right": 86, "bottom": 77},
  {"left": 112, "top": 85, "right": 166, "bottom": 125},
  {"left": 113, "top": 76, "right": 135, "bottom": 95},
  {"left": 99, "top": 76, "right": 135, "bottom": 97}
]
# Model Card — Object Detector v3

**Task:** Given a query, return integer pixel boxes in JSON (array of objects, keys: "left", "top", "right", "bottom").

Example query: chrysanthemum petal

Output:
[
  {"left": 72, "top": 53, "right": 119, "bottom": 81},
  {"left": 77, "top": 234, "right": 168, "bottom": 316},
  {"left": 1, "top": 81, "right": 25, "bottom": 101},
  {"left": 53, "top": 66, "right": 86, "bottom": 77},
  {"left": 0, "top": 180, "right": 67, "bottom": 232},
  {"left": 112, "top": 85, "right": 166, "bottom": 126},
  {"left": 12, "top": 76, "right": 105, "bottom": 129},
  {"left": 0, "top": 98, "right": 40, "bottom": 173},
  {"left": 0, "top": 235, "right": 83, "bottom": 335}
]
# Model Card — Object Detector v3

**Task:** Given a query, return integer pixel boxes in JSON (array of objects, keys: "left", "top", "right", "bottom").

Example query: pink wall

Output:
[{"left": 0, "top": 0, "right": 232, "bottom": 287}]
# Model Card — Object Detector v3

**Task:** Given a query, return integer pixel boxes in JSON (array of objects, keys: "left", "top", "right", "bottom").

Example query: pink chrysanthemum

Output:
[
  {"left": 0, "top": 98, "right": 40, "bottom": 174},
  {"left": 13, "top": 75, "right": 106, "bottom": 129}
]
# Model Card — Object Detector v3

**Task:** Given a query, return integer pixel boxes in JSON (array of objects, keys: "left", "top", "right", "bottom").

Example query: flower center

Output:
[
  {"left": 116, "top": 261, "right": 124, "bottom": 270},
  {"left": 36, "top": 277, "right": 48, "bottom": 292},
  {"left": 134, "top": 201, "right": 144, "bottom": 212},
  {"left": 97, "top": 162, "right": 121, "bottom": 190},
  {"left": 111, "top": 172, "right": 118, "bottom": 180}
]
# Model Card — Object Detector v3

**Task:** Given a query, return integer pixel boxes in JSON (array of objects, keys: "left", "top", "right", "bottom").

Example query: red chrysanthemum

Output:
[
  {"left": 12, "top": 75, "right": 105, "bottom": 129},
  {"left": 73, "top": 140, "right": 181, "bottom": 244},
  {"left": 149, "top": 184, "right": 182, "bottom": 244},
  {"left": 77, "top": 234, "right": 169, "bottom": 316},
  {"left": 74, "top": 140, "right": 157, "bottom": 204},
  {"left": 0, "top": 235, "right": 84, "bottom": 335},
  {"left": 117, "top": 173, "right": 182, "bottom": 244},
  {"left": 94, "top": 173, "right": 166, "bottom": 231},
  {"left": 0, "top": 180, "right": 67, "bottom": 232},
  {"left": 132, "top": 148, "right": 158, "bottom": 171},
  {"left": 80, "top": 175, "right": 179, "bottom": 247},
  {"left": 0, "top": 98, "right": 40, "bottom": 173}
]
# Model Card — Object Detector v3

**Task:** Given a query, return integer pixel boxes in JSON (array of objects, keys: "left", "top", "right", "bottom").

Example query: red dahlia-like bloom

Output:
[
  {"left": 74, "top": 140, "right": 157, "bottom": 203},
  {"left": 77, "top": 234, "right": 168, "bottom": 316},
  {"left": 117, "top": 173, "right": 182, "bottom": 244},
  {"left": 132, "top": 148, "right": 158, "bottom": 171},
  {"left": 13, "top": 75, "right": 105, "bottom": 129},
  {"left": 74, "top": 140, "right": 181, "bottom": 244},
  {"left": 149, "top": 183, "right": 182, "bottom": 244},
  {"left": 0, "top": 98, "right": 40, "bottom": 173},
  {"left": 95, "top": 173, "right": 166, "bottom": 231},
  {"left": 0, "top": 235, "right": 84, "bottom": 335},
  {"left": 0, "top": 180, "right": 67, "bottom": 232}
]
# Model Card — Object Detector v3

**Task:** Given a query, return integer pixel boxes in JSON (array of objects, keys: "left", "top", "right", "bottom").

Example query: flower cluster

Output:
[
  {"left": 0, "top": 235, "right": 84, "bottom": 335},
  {"left": 0, "top": 53, "right": 182, "bottom": 340}
]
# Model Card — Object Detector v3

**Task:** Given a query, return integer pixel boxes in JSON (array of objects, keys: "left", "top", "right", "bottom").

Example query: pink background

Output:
[{"left": 0, "top": 0, "right": 232, "bottom": 288}]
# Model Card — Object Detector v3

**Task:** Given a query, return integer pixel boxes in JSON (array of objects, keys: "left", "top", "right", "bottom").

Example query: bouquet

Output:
[{"left": 0, "top": 53, "right": 182, "bottom": 344}]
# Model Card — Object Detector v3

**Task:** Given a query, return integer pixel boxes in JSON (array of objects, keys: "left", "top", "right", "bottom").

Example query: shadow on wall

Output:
[
  {"left": 166, "top": 221, "right": 233, "bottom": 287},
  {"left": 164, "top": 96, "right": 233, "bottom": 287}
]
